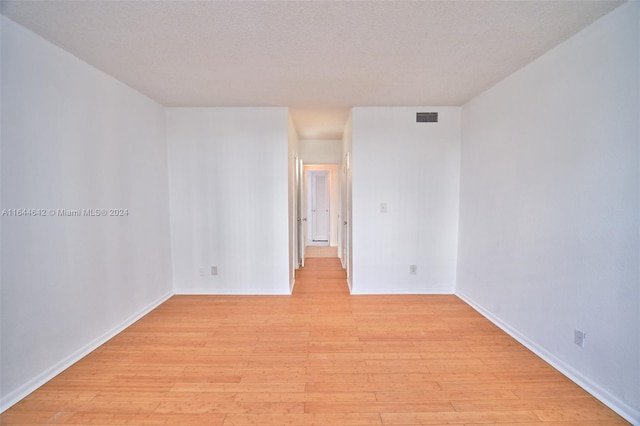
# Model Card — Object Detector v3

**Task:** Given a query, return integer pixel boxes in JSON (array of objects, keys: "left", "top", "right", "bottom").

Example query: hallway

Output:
[
  {"left": 293, "top": 257, "right": 348, "bottom": 296},
  {"left": 303, "top": 246, "right": 339, "bottom": 259}
]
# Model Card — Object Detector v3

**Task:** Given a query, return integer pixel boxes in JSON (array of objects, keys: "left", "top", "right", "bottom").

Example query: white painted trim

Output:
[
  {"left": 290, "top": 277, "right": 296, "bottom": 294},
  {"left": 456, "top": 291, "right": 640, "bottom": 425},
  {"left": 0, "top": 291, "right": 173, "bottom": 413},
  {"left": 174, "top": 290, "right": 291, "bottom": 296},
  {"left": 350, "top": 288, "right": 454, "bottom": 295}
]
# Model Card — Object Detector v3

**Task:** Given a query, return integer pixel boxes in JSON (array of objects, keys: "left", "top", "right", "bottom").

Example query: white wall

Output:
[
  {"left": 166, "top": 108, "right": 290, "bottom": 295},
  {"left": 300, "top": 139, "right": 342, "bottom": 164},
  {"left": 457, "top": 2, "right": 639, "bottom": 422},
  {"left": 351, "top": 107, "right": 460, "bottom": 294},
  {"left": 1, "top": 17, "right": 173, "bottom": 410}
]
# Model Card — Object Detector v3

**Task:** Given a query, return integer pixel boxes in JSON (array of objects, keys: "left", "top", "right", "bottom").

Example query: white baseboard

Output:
[
  {"left": 350, "top": 287, "right": 455, "bottom": 295},
  {"left": 174, "top": 289, "right": 290, "bottom": 295},
  {"left": 0, "top": 291, "right": 173, "bottom": 413},
  {"left": 350, "top": 290, "right": 455, "bottom": 295},
  {"left": 456, "top": 290, "right": 640, "bottom": 425}
]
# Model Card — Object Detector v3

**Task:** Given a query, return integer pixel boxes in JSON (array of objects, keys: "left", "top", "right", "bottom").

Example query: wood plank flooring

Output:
[
  {"left": 304, "top": 246, "right": 338, "bottom": 258},
  {"left": 1, "top": 258, "right": 629, "bottom": 425}
]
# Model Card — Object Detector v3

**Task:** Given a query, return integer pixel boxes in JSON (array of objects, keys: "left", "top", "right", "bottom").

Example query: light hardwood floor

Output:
[
  {"left": 304, "top": 245, "right": 338, "bottom": 258},
  {"left": 1, "top": 258, "right": 628, "bottom": 425}
]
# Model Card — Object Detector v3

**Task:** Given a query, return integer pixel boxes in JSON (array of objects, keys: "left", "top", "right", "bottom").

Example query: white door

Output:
[
  {"left": 342, "top": 153, "right": 352, "bottom": 289},
  {"left": 341, "top": 157, "right": 348, "bottom": 267},
  {"left": 296, "top": 158, "right": 305, "bottom": 267},
  {"left": 309, "top": 171, "right": 329, "bottom": 245}
]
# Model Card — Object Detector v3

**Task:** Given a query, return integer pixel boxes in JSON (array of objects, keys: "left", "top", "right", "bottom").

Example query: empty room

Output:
[{"left": 1, "top": 1, "right": 638, "bottom": 425}]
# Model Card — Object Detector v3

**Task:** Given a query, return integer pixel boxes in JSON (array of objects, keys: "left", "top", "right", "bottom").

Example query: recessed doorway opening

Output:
[
  {"left": 304, "top": 165, "right": 339, "bottom": 252},
  {"left": 307, "top": 169, "right": 330, "bottom": 246}
]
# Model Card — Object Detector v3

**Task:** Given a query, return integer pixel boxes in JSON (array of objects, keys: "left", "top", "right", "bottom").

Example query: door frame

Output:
[
  {"left": 342, "top": 152, "right": 352, "bottom": 289},
  {"left": 307, "top": 170, "right": 330, "bottom": 246},
  {"left": 295, "top": 156, "right": 305, "bottom": 268}
]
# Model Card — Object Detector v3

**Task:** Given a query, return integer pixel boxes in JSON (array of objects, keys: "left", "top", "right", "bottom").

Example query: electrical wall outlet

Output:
[
  {"left": 380, "top": 203, "right": 387, "bottom": 213},
  {"left": 211, "top": 266, "right": 218, "bottom": 276},
  {"left": 409, "top": 265, "right": 417, "bottom": 275},
  {"left": 574, "top": 329, "right": 586, "bottom": 348}
]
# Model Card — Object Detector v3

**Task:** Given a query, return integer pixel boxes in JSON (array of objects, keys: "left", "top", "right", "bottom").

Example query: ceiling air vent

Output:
[{"left": 416, "top": 112, "right": 438, "bottom": 123}]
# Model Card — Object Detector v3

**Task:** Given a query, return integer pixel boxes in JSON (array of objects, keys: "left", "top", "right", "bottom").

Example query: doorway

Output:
[
  {"left": 287, "top": 110, "right": 352, "bottom": 291},
  {"left": 308, "top": 170, "right": 330, "bottom": 246},
  {"left": 304, "top": 165, "right": 339, "bottom": 251}
]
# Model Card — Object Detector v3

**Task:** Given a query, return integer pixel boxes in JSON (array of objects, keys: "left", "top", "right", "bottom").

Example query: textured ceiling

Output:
[{"left": 1, "top": 0, "right": 624, "bottom": 139}]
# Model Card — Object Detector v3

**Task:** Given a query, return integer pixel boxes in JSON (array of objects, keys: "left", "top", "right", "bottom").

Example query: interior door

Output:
[
  {"left": 296, "top": 157, "right": 305, "bottom": 267},
  {"left": 341, "top": 157, "right": 348, "bottom": 267},
  {"left": 310, "top": 171, "right": 329, "bottom": 244},
  {"left": 344, "top": 153, "right": 352, "bottom": 288}
]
